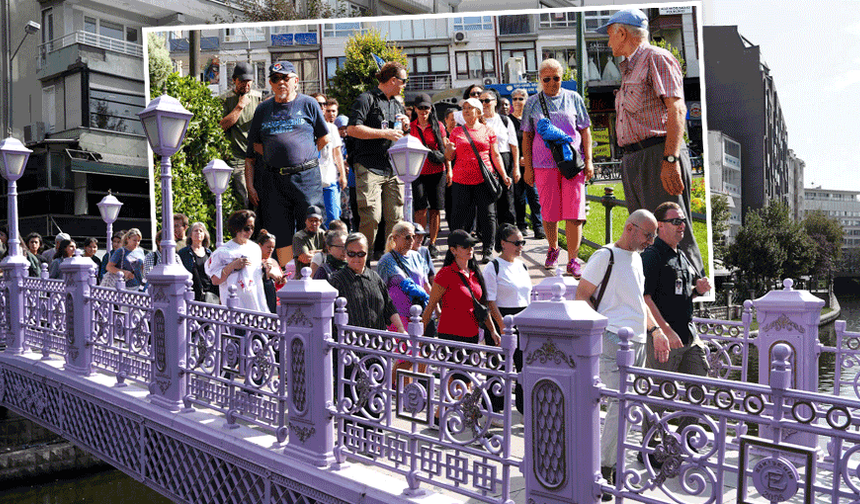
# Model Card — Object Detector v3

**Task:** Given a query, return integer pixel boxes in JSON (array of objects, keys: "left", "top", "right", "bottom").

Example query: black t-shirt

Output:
[
  {"left": 246, "top": 94, "right": 328, "bottom": 169},
  {"left": 347, "top": 87, "right": 405, "bottom": 175},
  {"left": 642, "top": 236, "right": 700, "bottom": 345}
]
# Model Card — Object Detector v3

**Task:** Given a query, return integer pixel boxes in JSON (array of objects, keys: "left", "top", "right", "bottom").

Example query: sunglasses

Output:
[
  {"left": 270, "top": 74, "right": 294, "bottom": 83},
  {"left": 479, "top": 98, "right": 495, "bottom": 104},
  {"left": 243, "top": 225, "right": 255, "bottom": 233},
  {"left": 504, "top": 239, "right": 527, "bottom": 247},
  {"left": 346, "top": 250, "right": 367, "bottom": 258},
  {"left": 469, "top": 90, "right": 482, "bottom": 97},
  {"left": 512, "top": 97, "right": 525, "bottom": 101},
  {"left": 393, "top": 75, "right": 409, "bottom": 85},
  {"left": 542, "top": 76, "right": 561, "bottom": 83},
  {"left": 659, "top": 217, "right": 686, "bottom": 226},
  {"left": 416, "top": 106, "right": 431, "bottom": 111}
]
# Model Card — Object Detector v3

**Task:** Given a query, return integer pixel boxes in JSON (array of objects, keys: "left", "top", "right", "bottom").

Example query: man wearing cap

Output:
[
  {"left": 220, "top": 62, "right": 261, "bottom": 209},
  {"left": 347, "top": 61, "right": 410, "bottom": 256},
  {"left": 595, "top": 8, "right": 704, "bottom": 276},
  {"left": 292, "top": 205, "right": 326, "bottom": 273},
  {"left": 319, "top": 97, "right": 347, "bottom": 227},
  {"left": 246, "top": 61, "right": 329, "bottom": 267},
  {"left": 42, "top": 232, "right": 71, "bottom": 263}
]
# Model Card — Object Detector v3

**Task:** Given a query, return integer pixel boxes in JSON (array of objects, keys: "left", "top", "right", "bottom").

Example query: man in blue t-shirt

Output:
[{"left": 246, "top": 61, "right": 329, "bottom": 267}]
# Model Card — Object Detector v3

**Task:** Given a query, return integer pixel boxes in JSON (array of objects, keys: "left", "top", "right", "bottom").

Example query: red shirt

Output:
[
  {"left": 449, "top": 123, "right": 497, "bottom": 185},
  {"left": 435, "top": 263, "right": 483, "bottom": 337},
  {"left": 409, "top": 120, "right": 447, "bottom": 175}
]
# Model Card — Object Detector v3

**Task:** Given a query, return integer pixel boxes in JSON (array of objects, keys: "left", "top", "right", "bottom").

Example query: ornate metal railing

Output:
[
  {"left": 21, "top": 276, "right": 67, "bottom": 358},
  {"left": 694, "top": 308, "right": 754, "bottom": 384},
  {"left": 331, "top": 303, "right": 520, "bottom": 504},
  {"left": 822, "top": 321, "right": 860, "bottom": 401},
  {"left": 89, "top": 285, "right": 153, "bottom": 386},
  {"left": 183, "top": 297, "right": 286, "bottom": 435}
]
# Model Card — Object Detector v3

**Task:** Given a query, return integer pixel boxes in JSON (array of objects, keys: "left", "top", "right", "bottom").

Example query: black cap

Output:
[
  {"left": 413, "top": 93, "right": 432, "bottom": 108},
  {"left": 232, "top": 62, "right": 254, "bottom": 81},
  {"left": 448, "top": 229, "right": 478, "bottom": 248},
  {"left": 306, "top": 205, "right": 323, "bottom": 220}
]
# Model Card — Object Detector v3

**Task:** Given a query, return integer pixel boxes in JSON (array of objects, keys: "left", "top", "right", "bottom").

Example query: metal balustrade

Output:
[
  {"left": 20, "top": 276, "right": 67, "bottom": 358},
  {"left": 39, "top": 31, "right": 143, "bottom": 68},
  {"left": 88, "top": 285, "right": 153, "bottom": 386}
]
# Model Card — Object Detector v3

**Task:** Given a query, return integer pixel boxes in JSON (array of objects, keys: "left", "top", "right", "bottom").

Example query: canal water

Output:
[{"left": 2, "top": 289, "right": 858, "bottom": 502}]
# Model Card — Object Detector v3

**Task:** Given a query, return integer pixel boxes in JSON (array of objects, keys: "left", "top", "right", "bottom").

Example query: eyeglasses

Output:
[
  {"left": 394, "top": 75, "right": 409, "bottom": 85},
  {"left": 512, "top": 97, "right": 525, "bottom": 101},
  {"left": 632, "top": 223, "right": 657, "bottom": 241},
  {"left": 270, "top": 74, "right": 294, "bottom": 83},
  {"left": 416, "top": 106, "right": 431, "bottom": 111},
  {"left": 479, "top": 98, "right": 495, "bottom": 104},
  {"left": 659, "top": 217, "right": 687, "bottom": 226},
  {"left": 504, "top": 239, "right": 527, "bottom": 247},
  {"left": 469, "top": 90, "right": 482, "bottom": 97},
  {"left": 542, "top": 76, "right": 561, "bottom": 83},
  {"left": 243, "top": 225, "right": 255, "bottom": 233},
  {"left": 346, "top": 250, "right": 368, "bottom": 258}
]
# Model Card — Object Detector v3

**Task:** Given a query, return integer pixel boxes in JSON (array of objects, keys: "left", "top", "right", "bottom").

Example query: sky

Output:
[{"left": 707, "top": 0, "right": 860, "bottom": 192}]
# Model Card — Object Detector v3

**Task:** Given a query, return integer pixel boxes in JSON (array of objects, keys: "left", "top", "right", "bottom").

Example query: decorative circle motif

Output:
[
  {"left": 633, "top": 376, "right": 651, "bottom": 395},
  {"left": 659, "top": 381, "right": 677, "bottom": 400},
  {"left": 790, "top": 401, "right": 816, "bottom": 424},
  {"left": 713, "top": 389, "right": 734, "bottom": 410},
  {"left": 743, "top": 394, "right": 765, "bottom": 415},
  {"left": 686, "top": 384, "right": 706, "bottom": 405},
  {"left": 401, "top": 382, "right": 427, "bottom": 415},
  {"left": 752, "top": 457, "right": 799, "bottom": 502},
  {"left": 826, "top": 405, "right": 851, "bottom": 430}
]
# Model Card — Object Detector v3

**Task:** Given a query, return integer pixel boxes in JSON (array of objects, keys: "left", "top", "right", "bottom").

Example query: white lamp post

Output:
[
  {"left": 202, "top": 159, "right": 232, "bottom": 247},
  {"left": 0, "top": 137, "right": 32, "bottom": 260},
  {"left": 388, "top": 135, "right": 429, "bottom": 224},
  {"left": 138, "top": 95, "right": 192, "bottom": 267},
  {"left": 97, "top": 192, "right": 123, "bottom": 258}
]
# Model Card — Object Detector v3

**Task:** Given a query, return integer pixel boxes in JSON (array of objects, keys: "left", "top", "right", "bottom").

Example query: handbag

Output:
[
  {"left": 461, "top": 126, "right": 502, "bottom": 202},
  {"left": 99, "top": 248, "right": 126, "bottom": 289},
  {"left": 457, "top": 270, "right": 490, "bottom": 325},
  {"left": 538, "top": 92, "right": 585, "bottom": 180},
  {"left": 413, "top": 123, "right": 446, "bottom": 164}
]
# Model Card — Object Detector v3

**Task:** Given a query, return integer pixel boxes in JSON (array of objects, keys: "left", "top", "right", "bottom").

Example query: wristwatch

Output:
[
  {"left": 663, "top": 155, "right": 678, "bottom": 163},
  {"left": 647, "top": 326, "right": 660, "bottom": 336}
]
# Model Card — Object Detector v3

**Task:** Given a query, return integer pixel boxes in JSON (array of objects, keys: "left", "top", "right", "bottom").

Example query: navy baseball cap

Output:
[
  {"left": 595, "top": 8, "right": 648, "bottom": 34},
  {"left": 334, "top": 115, "right": 349, "bottom": 128},
  {"left": 269, "top": 61, "right": 298, "bottom": 78}
]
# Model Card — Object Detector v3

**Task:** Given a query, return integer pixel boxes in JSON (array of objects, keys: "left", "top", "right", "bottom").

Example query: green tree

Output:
[
  {"left": 709, "top": 193, "right": 731, "bottom": 261},
  {"left": 216, "top": 0, "right": 347, "bottom": 23},
  {"left": 652, "top": 38, "right": 686, "bottom": 76},
  {"left": 326, "top": 29, "right": 408, "bottom": 113},
  {"left": 803, "top": 210, "right": 843, "bottom": 280},
  {"left": 147, "top": 33, "right": 173, "bottom": 94},
  {"left": 151, "top": 73, "right": 239, "bottom": 237}
]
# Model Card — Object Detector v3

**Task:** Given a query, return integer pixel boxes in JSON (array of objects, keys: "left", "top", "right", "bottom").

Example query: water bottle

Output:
[{"left": 393, "top": 119, "right": 402, "bottom": 131}]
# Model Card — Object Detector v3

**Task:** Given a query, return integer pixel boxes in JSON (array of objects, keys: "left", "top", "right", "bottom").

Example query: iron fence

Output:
[
  {"left": 21, "top": 276, "right": 67, "bottom": 358},
  {"left": 88, "top": 285, "right": 153, "bottom": 386}
]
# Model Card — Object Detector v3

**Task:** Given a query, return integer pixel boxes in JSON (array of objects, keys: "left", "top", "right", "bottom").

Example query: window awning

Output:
[{"left": 69, "top": 158, "right": 148, "bottom": 179}]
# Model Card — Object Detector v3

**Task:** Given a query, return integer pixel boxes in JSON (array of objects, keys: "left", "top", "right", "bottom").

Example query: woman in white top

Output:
[
  {"left": 482, "top": 223, "right": 531, "bottom": 413},
  {"left": 480, "top": 89, "right": 520, "bottom": 248},
  {"left": 205, "top": 209, "right": 267, "bottom": 312}
]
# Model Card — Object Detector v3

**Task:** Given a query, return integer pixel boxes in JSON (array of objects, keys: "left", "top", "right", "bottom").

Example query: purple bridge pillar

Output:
[{"left": 59, "top": 256, "right": 97, "bottom": 375}]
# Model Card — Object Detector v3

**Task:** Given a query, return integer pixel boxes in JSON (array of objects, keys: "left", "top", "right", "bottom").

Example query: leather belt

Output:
[
  {"left": 620, "top": 136, "right": 665, "bottom": 155},
  {"left": 274, "top": 158, "right": 319, "bottom": 176}
]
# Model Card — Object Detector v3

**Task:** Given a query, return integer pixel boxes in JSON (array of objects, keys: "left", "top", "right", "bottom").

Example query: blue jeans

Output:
[
  {"left": 323, "top": 182, "right": 341, "bottom": 227},
  {"left": 260, "top": 166, "right": 324, "bottom": 249}
]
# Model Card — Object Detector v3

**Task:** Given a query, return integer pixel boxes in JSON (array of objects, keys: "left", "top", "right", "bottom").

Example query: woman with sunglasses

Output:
[
  {"left": 482, "top": 224, "right": 532, "bottom": 413},
  {"left": 522, "top": 58, "right": 594, "bottom": 278},
  {"left": 479, "top": 89, "right": 521, "bottom": 244},
  {"left": 408, "top": 93, "right": 448, "bottom": 258},
  {"left": 509, "top": 89, "right": 545, "bottom": 241},
  {"left": 378, "top": 222, "right": 432, "bottom": 329},
  {"left": 205, "top": 209, "right": 267, "bottom": 311}
]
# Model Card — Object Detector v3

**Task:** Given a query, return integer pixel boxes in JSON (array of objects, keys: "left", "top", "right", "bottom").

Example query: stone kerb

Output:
[
  {"left": 754, "top": 278, "right": 825, "bottom": 451},
  {"left": 514, "top": 284, "right": 607, "bottom": 504},
  {"left": 278, "top": 267, "right": 339, "bottom": 468},
  {"left": 59, "top": 256, "right": 97, "bottom": 375}
]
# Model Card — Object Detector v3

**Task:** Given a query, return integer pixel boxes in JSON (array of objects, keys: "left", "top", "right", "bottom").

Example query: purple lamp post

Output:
[
  {"left": 137, "top": 95, "right": 192, "bottom": 267},
  {"left": 388, "top": 135, "right": 429, "bottom": 224},
  {"left": 202, "top": 159, "right": 232, "bottom": 247},
  {"left": 97, "top": 192, "right": 123, "bottom": 258}
]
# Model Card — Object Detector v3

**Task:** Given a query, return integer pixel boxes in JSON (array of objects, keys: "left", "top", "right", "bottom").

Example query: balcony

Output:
[
  {"left": 406, "top": 73, "right": 452, "bottom": 92},
  {"left": 40, "top": 31, "right": 142, "bottom": 69}
]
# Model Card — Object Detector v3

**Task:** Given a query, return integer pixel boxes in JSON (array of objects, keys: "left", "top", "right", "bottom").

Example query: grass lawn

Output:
[{"left": 548, "top": 180, "right": 710, "bottom": 277}]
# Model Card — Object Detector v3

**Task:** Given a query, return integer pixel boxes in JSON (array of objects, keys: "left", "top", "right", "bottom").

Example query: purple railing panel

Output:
[
  {"left": 21, "top": 276, "right": 67, "bottom": 358},
  {"left": 88, "top": 285, "right": 153, "bottom": 385},
  {"left": 331, "top": 303, "right": 519, "bottom": 504},
  {"left": 183, "top": 299, "right": 286, "bottom": 433},
  {"left": 822, "top": 321, "right": 860, "bottom": 401}
]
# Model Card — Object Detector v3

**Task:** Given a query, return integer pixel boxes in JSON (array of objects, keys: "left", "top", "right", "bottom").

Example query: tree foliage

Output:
[
  {"left": 726, "top": 201, "right": 816, "bottom": 296},
  {"left": 652, "top": 38, "right": 686, "bottom": 76},
  {"left": 326, "top": 29, "right": 408, "bottom": 113},
  {"left": 803, "top": 210, "right": 843, "bottom": 278},
  {"left": 147, "top": 33, "right": 173, "bottom": 95},
  {"left": 216, "top": 0, "right": 345, "bottom": 23},
  {"left": 709, "top": 193, "right": 731, "bottom": 261},
  {"left": 152, "top": 74, "right": 239, "bottom": 237}
]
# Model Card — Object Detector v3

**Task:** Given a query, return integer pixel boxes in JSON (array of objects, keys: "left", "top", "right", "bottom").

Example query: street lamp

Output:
[
  {"left": 7, "top": 21, "right": 40, "bottom": 136},
  {"left": 0, "top": 137, "right": 32, "bottom": 260},
  {"left": 202, "top": 159, "right": 232, "bottom": 247},
  {"left": 97, "top": 192, "right": 123, "bottom": 258},
  {"left": 388, "top": 135, "right": 429, "bottom": 225},
  {"left": 138, "top": 95, "right": 192, "bottom": 267}
]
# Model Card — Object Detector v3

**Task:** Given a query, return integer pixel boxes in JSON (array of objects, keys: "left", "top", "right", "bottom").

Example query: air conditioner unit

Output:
[
  {"left": 452, "top": 31, "right": 468, "bottom": 44},
  {"left": 24, "top": 122, "right": 46, "bottom": 145},
  {"left": 482, "top": 76, "right": 497, "bottom": 86}
]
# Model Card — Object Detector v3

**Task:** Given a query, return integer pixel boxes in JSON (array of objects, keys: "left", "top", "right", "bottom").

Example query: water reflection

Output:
[{"left": 0, "top": 467, "right": 171, "bottom": 504}]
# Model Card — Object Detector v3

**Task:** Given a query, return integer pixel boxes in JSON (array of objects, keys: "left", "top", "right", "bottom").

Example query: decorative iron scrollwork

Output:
[{"left": 525, "top": 340, "right": 575, "bottom": 369}]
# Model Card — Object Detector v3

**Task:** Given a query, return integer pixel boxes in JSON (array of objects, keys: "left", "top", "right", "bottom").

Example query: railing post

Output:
[
  {"left": 601, "top": 186, "right": 615, "bottom": 244},
  {"left": 60, "top": 256, "right": 96, "bottom": 375},
  {"left": 0, "top": 256, "right": 29, "bottom": 354},
  {"left": 515, "top": 284, "right": 607, "bottom": 504},
  {"left": 146, "top": 263, "right": 191, "bottom": 412},
  {"left": 753, "top": 278, "right": 824, "bottom": 450},
  {"left": 279, "top": 267, "right": 338, "bottom": 468}
]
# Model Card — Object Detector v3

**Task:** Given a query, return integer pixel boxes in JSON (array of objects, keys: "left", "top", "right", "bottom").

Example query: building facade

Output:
[
  {"left": 707, "top": 130, "right": 742, "bottom": 242},
  {"left": 804, "top": 188, "right": 860, "bottom": 251}
]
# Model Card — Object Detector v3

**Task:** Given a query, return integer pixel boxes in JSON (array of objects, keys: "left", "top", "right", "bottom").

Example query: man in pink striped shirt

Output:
[{"left": 596, "top": 9, "right": 704, "bottom": 276}]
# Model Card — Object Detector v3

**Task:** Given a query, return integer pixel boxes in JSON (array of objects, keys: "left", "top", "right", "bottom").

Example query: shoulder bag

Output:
[
  {"left": 99, "top": 248, "right": 126, "bottom": 289},
  {"left": 461, "top": 125, "right": 502, "bottom": 202},
  {"left": 414, "top": 122, "right": 446, "bottom": 165},
  {"left": 457, "top": 270, "right": 490, "bottom": 325},
  {"left": 538, "top": 92, "right": 585, "bottom": 180},
  {"left": 589, "top": 247, "right": 614, "bottom": 310}
]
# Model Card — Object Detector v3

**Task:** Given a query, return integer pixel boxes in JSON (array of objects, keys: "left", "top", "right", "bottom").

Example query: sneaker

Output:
[
  {"left": 600, "top": 466, "right": 615, "bottom": 501},
  {"left": 567, "top": 259, "right": 582, "bottom": 279},
  {"left": 533, "top": 228, "right": 546, "bottom": 240},
  {"left": 544, "top": 246, "right": 560, "bottom": 269}
]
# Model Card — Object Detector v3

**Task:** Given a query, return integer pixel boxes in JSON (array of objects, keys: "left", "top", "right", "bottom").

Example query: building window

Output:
[
  {"left": 455, "top": 50, "right": 495, "bottom": 80},
  {"left": 323, "top": 22, "right": 366, "bottom": 38},
  {"left": 325, "top": 56, "right": 347, "bottom": 80},
  {"left": 584, "top": 11, "right": 613, "bottom": 32},
  {"left": 273, "top": 51, "right": 320, "bottom": 94},
  {"left": 404, "top": 46, "right": 449, "bottom": 74},
  {"left": 539, "top": 10, "right": 576, "bottom": 29},
  {"left": 224, "top": 26, "right": 266, "bottom": 43},
  {"left": 89, "top": 88, "right": 146, "bottom": 136},
  {"left": 83, "top": 15, "right": 138, "bottom": 43},
  {"left": 501, "top": 42, "right": 536, "bottom": 73},
  {"left": 376, "top": 19, "right": 448, "bottom": 41},
  {"left": 499, "top": 15, "right": 530, "bottom": 35},
  {"left": 453, "top": 16, "right": 493, "bottom": 31},
  {"left": 41, "top": 8, "right": 54, "bottom": 45}
]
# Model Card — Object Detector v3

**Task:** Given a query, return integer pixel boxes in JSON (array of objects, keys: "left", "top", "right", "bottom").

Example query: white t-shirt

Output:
[
  {"left": 204, "top": 239, "right": 267, "bottom": 312},
  {"left": 318, "top": 122, "right": 343, "bottom": 186},
  {"left": 484, "top": 114, "right": 517, "bottom": 154},
  {"left": 580, "top": 244, "right": 647, "bottom": 342},
  {"left": 483, "top": 257, "right": 531, "bottom": 308}
]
